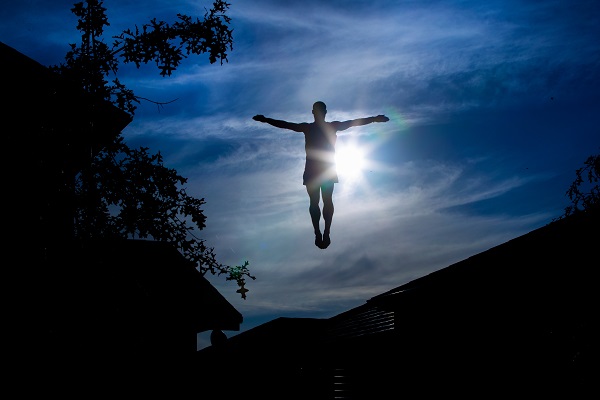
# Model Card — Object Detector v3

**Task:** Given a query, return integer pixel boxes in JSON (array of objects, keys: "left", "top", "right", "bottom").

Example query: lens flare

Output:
[{"left": 336, "top": 142, "right": 366, "bottom": 181}]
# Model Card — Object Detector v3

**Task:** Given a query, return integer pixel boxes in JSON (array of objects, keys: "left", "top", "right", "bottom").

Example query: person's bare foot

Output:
[
  {"left": 314, "top": 231, "right": 323, "bottom": 248},
  {"left": 322, "top": 233, "right": 331, "bottom": 249}
]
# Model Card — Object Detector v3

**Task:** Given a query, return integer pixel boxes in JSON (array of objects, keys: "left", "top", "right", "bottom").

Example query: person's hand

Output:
[
  {"left": 253, "top": 114, "right": 266, "bottom": 122},
  {"left": 375, "top": 115, "right": 389, "bottom": 122}
]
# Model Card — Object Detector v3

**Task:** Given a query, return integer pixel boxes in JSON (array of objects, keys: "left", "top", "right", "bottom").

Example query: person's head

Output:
[{"left": 312, "top": 101, "right": 327, "bottom": 120}]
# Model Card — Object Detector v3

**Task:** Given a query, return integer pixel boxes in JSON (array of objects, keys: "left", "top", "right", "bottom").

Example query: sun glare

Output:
[{"left": 336, "top": 142, "right": 366, "bottom": 181}]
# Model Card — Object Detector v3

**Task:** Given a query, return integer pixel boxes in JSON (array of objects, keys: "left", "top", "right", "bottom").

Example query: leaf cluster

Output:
[
  {"left": 52, "top": 0, "right": 233, "bottom": 117},
  {"left": 115, "top": 2, "right": 233, "bottom": 76},
  {"left": 74, "top": 136, "right": 255, "bottom": 290},
  {"left": 559, "top": 150, "right": 600, "bottom": 219}
]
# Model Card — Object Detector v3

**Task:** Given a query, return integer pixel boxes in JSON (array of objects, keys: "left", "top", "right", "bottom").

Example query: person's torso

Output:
[{"left": 304, "top": 122, "right": 337, "bottom": 162}]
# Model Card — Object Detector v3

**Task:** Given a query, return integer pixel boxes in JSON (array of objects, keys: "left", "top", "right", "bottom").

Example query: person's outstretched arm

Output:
[
  {"left": 333, "top": 115, "right": 389, "bottom": 131},
  {"left": 253, "top": 115, "right": 306, "bottom": 132}
]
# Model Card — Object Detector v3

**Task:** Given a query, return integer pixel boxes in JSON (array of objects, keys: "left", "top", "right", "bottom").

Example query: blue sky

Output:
[{"left": 2, "top": 0, "right": 599, "bottom": 349}]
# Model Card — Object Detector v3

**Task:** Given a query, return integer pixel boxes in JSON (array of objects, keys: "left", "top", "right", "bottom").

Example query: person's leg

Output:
[
  {"left": 306, "top": 183, "right": 323, "bottom": 247},
  {"left": 321, "top": 182, "right": 334, "bottom": 248}
]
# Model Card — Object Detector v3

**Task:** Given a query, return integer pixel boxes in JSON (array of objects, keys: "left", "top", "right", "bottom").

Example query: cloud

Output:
[{"left": 197, "top": 151, "right": 554, "bottom": 324}]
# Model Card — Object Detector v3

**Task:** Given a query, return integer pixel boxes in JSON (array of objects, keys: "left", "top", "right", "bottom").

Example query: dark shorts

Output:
[{"left": 303, "top": 159, "right": 338, "bottom": 186}]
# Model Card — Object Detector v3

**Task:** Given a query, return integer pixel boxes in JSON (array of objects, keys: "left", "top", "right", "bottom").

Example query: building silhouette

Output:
[{"left": 2, "top": 41, "right": 242, "bottom": 393}]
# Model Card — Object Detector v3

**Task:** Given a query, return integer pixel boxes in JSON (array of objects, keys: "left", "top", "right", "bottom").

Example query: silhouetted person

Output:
[{"left": 253, "top": 101, "right": 389, "bottom": 249}]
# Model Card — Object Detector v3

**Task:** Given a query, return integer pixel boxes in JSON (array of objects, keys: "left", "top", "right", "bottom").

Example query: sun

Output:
[{"left": 335, "top": 141, "right": 367, "bottom": 181}]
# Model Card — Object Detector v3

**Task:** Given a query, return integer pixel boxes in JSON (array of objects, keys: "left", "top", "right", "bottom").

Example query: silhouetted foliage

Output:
[
  {"left": 559, "top": 150, "right": 600, "bottom": 219},
  {"left": 50, "top": 0, "right": 254, "bottom": 297}
]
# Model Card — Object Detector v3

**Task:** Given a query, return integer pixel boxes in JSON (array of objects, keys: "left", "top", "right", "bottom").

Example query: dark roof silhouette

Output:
[{"left": 198, "top": 209, "right": 597, "bottom": 398}]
